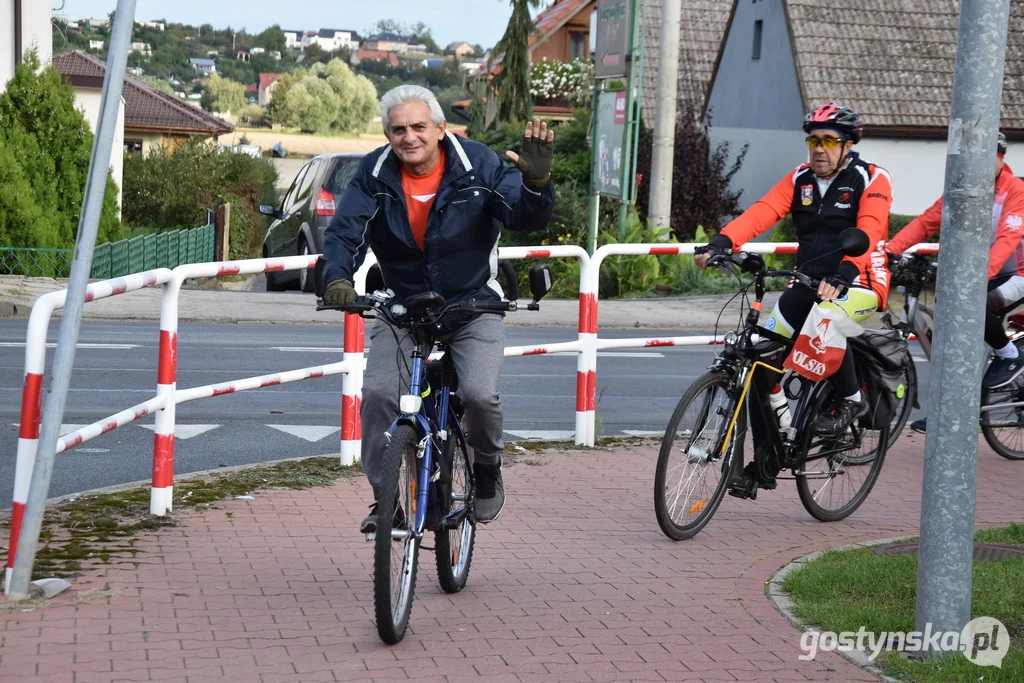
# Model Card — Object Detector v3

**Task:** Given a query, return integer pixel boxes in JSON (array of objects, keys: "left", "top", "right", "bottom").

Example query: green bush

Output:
[
  {"left": 121, "top": 138, "right": 278, "bottom": 259},
  {"left": 0, "top": 51, "right": 121, "bottom": 253}
]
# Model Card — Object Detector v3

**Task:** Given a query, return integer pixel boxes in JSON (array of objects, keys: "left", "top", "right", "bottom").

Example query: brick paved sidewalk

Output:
[{"left": 2, "top": 434, "right": 1022, "bottom": 682}]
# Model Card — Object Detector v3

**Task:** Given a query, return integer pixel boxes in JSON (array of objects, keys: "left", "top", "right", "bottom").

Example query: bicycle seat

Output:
[{"left": 405, "top": 291, "right": 446, "bottom": 314}]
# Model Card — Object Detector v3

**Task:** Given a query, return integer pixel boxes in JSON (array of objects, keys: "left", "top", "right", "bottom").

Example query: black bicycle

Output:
[
  {"left": 319, "top": 263, "right": 553, "bottom": 643},
  {"left": 883, "top": 252, "right": 1024, "bottom": 459},
  {"left": 654, "top": 229, "right": 890, "bottom": 540}
]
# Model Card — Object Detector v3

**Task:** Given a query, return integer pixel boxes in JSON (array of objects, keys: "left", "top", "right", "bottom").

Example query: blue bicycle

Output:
[{"left": 320, "top": 264, "right": 553, "bottom": 644}]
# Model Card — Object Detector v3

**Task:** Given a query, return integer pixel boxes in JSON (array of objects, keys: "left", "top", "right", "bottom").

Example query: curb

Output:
[
  {"left": 766, "top": 536, "right": 918, "bottom": 683},
  {"left": 0, "top": 452, "right": 354, "bottom": 524}
]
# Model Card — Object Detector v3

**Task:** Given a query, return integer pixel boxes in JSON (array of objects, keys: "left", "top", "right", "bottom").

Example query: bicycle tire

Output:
[
  {"left": 886, "top": 361, "right": 917, "bottom": 449},
  {"left": 654, "top": 371, "right": 743, "bottom": 540},
  {"left": 435, "top": 409, "right": 476, "bottom": 593},
  {"left": 981, "top": 340, "right": 1024, "bottom": 460},
  {"left": 373, "top": 424, "right": 421, "bottom": 644},
  {"left": 795, "top": 384, "right": 889, "bottom": 522}
]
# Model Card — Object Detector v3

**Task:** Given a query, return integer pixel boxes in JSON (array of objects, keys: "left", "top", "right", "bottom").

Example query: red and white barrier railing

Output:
[
  {"left": 8, "top": 269, "right": 174, "bottom": 594},
  {"left": 7, "top": 239, "right": 933, "bottom": 593}
]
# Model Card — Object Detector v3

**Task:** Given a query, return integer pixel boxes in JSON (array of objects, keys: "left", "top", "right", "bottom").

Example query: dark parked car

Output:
[{"left": 259, "top": 152, "right": 364, "bottom": 292}]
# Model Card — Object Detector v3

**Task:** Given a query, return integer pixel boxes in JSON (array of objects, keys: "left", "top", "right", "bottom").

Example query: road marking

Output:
[
  {"left": 139, "top": 424, "right": 220, "bottom": 439},
  {"left": 622, "top": 430, "right": 665, "bottom": 437},
  {"left": 505, "top": 430, "right": 576, "bottom": 441},
  {"left": 270, "top": 347, "right": 343, "bottom": 353},
  {"left": 0, "top": 342, "right": 138, "bottom": 349},
  {"left": 11, "top": 423, "right": 88, "bottom": 435},
  {"left": 267, "top": 424, "right": 339, "bottom": 442},
  {"left": 519, "top": 351, "right": 666, "bottom": 359},
  {"left": 77, "top": 448, "right": 110, "bottom": 453}
]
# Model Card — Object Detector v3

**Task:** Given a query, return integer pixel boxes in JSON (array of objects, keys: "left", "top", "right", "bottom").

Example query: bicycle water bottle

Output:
[{"left": 770, "top": 384, "right": 791, "bottom": 430}]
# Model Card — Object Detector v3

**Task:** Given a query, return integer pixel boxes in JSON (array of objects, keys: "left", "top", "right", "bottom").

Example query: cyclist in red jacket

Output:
[
  {"left": 695, "top": 102, "right": 893, "bottom": 498},
  {"left": 887, "top": 132, "right": 1024, "bottom": 432}
]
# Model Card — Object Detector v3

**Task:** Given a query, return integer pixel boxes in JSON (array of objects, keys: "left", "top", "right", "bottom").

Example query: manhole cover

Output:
[{"left": 873, "top": 542, "right": 1024, "bottom": 562}]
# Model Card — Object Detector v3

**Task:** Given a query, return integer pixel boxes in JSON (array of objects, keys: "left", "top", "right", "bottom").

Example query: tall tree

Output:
[{"left": 492, "top": 0, "right": 539, "bottom": 124}]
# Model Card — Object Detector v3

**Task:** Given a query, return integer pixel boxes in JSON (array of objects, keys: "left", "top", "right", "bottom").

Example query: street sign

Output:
[
  {"left": 594, "top": 90, "right": 626, "bottom": 198},
  {"left": 595, "top": 0, "right": 633, "bottom": 79}
]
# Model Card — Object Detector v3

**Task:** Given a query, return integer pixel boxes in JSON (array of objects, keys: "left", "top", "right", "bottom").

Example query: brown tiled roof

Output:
[
  {"left": 483, "top": 0, "right": 595, "bottom": 73},
  {"left": 52, "top": 50, "right": 234, "bottom": 136},
  {"left": 785, "top": 0, "right": 1024, "bottom": 132},
  {"left": 257, "top": 72, "right": 280, "bottom": 90},
  {"left": 354, "top": 50, "right": 400, "bottom": 67},
  {"left": 639, "top": 0, "right": 734, "bottom": 125}
]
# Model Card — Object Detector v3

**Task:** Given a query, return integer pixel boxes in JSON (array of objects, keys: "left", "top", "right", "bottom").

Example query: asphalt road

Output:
[{"left": 0, "top": 320, "right": 931, "bottom": 503}]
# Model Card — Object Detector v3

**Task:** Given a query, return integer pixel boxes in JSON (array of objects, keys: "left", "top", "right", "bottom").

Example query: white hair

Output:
[{"left": 380, "top": 84, "right": 446, "bottom": 134}]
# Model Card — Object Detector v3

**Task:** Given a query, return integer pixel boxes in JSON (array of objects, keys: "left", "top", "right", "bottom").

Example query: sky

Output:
[{"left": 54, "top": 0, "right": 544, "bottom": 51}]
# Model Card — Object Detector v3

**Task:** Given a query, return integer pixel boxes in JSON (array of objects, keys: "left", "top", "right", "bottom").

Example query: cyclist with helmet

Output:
[
  {"left": 694, "top": 102, "right": 893, "bottom": 499},
  {"left": 887, "top": 132, "right": 1024, "bottom": 433}
]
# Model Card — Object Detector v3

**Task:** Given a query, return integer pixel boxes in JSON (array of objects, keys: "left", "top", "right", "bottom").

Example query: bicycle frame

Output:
[{"left": 388, "top": 341, "right": 469, "bottom": 536}]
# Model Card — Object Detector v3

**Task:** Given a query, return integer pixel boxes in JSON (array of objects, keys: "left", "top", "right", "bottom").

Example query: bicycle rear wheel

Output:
[
  {"left": 885, "top": 361, "right": 917, "bottom": 449},
  {"left": 435, "top": 409, "right": 476, "bottom": 593},
  {"left": 796, "top": 384, "right": 889, "bottom": 522},
  {"left": 373, "top": 424, "right": 421, "bottom": 644},
  {"left": 654, "top": 371, "right": 743, "bottom": 540}
]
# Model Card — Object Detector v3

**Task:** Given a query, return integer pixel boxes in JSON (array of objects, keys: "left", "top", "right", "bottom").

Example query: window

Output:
[
  {"left": 753, "top": 20, "right": 763, "bottom": 60},
  {"left": 281, "top": 164, "right": 309, "bottom": 210},
  {"left": 325, "top": 159, "right": 359, "bottom": 195},
  {"left": 293, "top": 160, "right": 321, "bottom": 206},
  {"left": 570, "top": 31, "right": 587, "bottom": 61}
]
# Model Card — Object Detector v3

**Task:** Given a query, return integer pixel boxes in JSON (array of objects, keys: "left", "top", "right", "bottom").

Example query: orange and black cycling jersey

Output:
[{"left": 713, "top": 152, "right": 894, "bottom": 308}]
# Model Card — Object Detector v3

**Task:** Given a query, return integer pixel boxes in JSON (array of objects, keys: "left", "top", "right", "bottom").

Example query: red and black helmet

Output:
[{"left": 803, "top": 102, "right": 864, "bottom": 143}]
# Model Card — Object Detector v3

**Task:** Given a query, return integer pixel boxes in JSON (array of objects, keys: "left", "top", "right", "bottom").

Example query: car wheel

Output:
[
  {"left": 265, "top": 248, "right": 287, "bottom": 292},
  {"left": 299, "top": 239, "right": 314, "bottom": 293}
]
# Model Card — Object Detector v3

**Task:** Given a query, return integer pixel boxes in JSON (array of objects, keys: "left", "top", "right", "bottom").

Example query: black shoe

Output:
[
  {"left": 474, "top": 459, "right": 505, "bottom": 523},
  {"left": 359, "top": 501, "right": 405, "bottom": 535},
  {"left": 813, "top": 398, "right": 867, "bottom": 435},
  {"left": 727, "top": 461, "right": 778, "bottom": 500},
  {"left": 911, "top": 418, "right": 927, "bottom": 434},
  {"left": 983, "top": 355, "right": 1024, "bottom": 389}
]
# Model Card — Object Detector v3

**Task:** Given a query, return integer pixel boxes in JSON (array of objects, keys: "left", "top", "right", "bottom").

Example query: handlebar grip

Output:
[
  {"left": 315, "top": 296, "right": 376, "bottom": 313},
  {"left": 468, "top": 299, "right": 514, "bottom": 313}
]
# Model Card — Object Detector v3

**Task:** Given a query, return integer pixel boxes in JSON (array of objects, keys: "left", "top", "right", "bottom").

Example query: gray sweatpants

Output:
[{"left": 360, "top": 313, "right": 505, "bottom": 496}]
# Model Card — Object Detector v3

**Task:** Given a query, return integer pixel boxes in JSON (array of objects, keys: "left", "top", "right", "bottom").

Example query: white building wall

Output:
[
  {"left": 73, "top": 88, "right": 126, "bottom": 213},
  {"left": 857, "top": 137, "right": 1024, "bottom": 216},
  {"left": 1, "top": 0, "right": 52, "bottom": 93}
]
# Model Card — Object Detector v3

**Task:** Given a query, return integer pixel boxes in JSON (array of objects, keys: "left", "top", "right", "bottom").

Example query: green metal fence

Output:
[
  {"left": 0, "top": 248, "right": 75, "bottom": 278},
  {"left": 0, "top": 224, "right": 215, "bottom": 280}
]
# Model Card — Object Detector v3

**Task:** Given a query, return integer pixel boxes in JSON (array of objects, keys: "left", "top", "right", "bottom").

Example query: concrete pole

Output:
[
  {"left": 914, "top": 0, "right": 1010, "bottom": 654},
  {"left": 646, "top": 0, "right": 681, "bottom": 229},
  {"left": 7, "top": 0, "right": 138, "bottom": 599}
]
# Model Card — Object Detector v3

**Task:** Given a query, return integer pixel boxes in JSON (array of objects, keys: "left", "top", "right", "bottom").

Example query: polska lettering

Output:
[{"left": 790, "top": 350, "right": 826, "bottom": 377}]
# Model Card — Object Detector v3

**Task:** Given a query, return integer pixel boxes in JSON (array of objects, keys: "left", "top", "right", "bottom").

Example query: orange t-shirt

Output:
[{"left": 400, "top": 149, "right": 446, "bottom": 250}]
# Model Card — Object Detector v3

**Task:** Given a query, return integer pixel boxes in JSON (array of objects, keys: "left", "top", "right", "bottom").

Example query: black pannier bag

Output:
[{"left": 848, "top": 329, "right": 912, "bottom": 430}]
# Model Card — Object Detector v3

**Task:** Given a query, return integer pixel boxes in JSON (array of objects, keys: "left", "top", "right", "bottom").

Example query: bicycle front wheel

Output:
[
  {"left": 654, "top": 371, "right": 742, "bottom": 540},
  {"left": 435, "top": 409, "right": 476, "bottom": 593},
  {"left": 374, "top": 424, "right": 421, "bottom": 644},
  {"left": 795, "top": 384, "right": 889, "bottom": 522},
  {"left": 980, "top": 338, "right": 1024, "bottom": 460}
]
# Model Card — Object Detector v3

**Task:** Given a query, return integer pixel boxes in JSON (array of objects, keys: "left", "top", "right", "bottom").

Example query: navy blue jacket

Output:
[{"left": 322, "top": 131, "right": 555, "bottom": 310}]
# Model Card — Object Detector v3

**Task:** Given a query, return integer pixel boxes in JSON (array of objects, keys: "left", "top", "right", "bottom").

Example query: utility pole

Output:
[
  {"left": 6, "top": 0, "right": 138, "bottom": 599},
  {"left": 915, "top": 0, "right": 1011, "bottom": 656},
  {"left": 646, "top": 0, "right": 681, "bottom": 229}
]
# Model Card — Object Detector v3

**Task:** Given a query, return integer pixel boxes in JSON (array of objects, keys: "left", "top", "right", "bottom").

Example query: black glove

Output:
[
  {"left": 822, "top": 273, "right": 851, "bottom": 298},
  {"left": 511, "top": 129, "right": 554, "bottom": 186},
  {"left": 695, "top": 234, "right": 733, "bottom": 257},
  {"left": 323, "top": 279, "right": 356, "bottom": 306}
]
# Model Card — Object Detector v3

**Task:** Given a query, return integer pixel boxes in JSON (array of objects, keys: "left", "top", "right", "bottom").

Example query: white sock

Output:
[
  {"left": 845, "top": 390, "right": 862, "bottom": 403},
  {"left": 994, "top": 343, "right": 1020, "bottom": 360}
]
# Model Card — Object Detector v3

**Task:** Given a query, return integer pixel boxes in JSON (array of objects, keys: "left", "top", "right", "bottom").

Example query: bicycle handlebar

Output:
[{"left": 706, "top": 252, "right": 821, "bottom": 290}]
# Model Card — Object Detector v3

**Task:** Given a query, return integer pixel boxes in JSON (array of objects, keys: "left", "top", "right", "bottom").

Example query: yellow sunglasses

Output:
[{"left": 805, "top": 135, "right": 846, "bottom": 150}]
